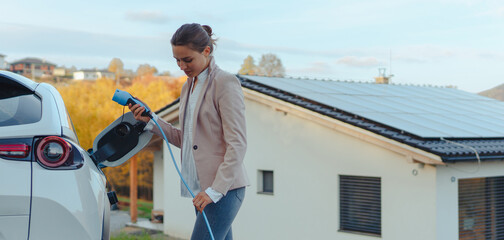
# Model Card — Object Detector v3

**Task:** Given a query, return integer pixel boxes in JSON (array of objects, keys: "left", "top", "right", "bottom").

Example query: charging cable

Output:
[
  {"left": 152, "top": 117, "right": 216, "bottom": 240},
  {"left": 440, "top": 137, "right": 481, "bottom": 174}
]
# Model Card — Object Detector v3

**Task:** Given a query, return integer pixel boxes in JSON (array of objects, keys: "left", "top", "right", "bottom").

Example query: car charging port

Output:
[{"left": 107, "top": 191, "right": 118, "bottom": 205}]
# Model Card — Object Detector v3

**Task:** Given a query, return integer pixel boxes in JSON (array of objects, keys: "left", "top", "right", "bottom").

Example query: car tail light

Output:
[
  {"left": 0, "top": 144, "right": 30, "bottom": 158},
  {"left": 36, "top": 136, "right": 72, "bottom": 168}
]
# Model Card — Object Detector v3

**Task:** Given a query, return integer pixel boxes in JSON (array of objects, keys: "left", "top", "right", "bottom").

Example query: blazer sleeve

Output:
[
  {"left": 148, "top": 114, "right": 182, "bottom": 148},
  {"left": 211, "top": 75, "right": 247, "bottom": 195}
]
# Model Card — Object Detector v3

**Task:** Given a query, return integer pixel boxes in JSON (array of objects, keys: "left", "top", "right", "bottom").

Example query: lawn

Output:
[
  {"left": 111, "top": 231, "right": 171, "bottom": 240},
  {"left": 111, "top": 231, "right": 152, "bottom": 240},
  {"left": 117, "top": 196, "right": 153, "bottom": 219}
]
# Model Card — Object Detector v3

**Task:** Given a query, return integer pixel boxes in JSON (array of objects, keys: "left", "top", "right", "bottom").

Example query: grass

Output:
[
  {"left": 111, "top": 231, "right": 152, "bottom": 240},
  {"left": 117, "top": 196, "right": 154, "bottom": 219},
  {"left": 111, "top": 231, "right": 169, "bottom": 240}
]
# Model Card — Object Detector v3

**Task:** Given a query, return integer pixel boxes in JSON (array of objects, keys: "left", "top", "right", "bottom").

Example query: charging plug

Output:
[{"left": 112, "top": 89, "right": 152, "bottom": 118}]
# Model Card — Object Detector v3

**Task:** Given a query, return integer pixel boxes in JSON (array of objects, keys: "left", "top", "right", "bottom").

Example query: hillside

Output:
[{"left": 479, "top": 83, "right": 504, "bottom": 101}]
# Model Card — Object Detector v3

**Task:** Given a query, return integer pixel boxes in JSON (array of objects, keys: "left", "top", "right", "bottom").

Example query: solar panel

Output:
[{"left": 241, "top": 75, "right": 504, "bottom": 138}]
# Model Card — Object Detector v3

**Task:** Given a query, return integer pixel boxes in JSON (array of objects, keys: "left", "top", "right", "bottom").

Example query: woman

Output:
[{"left": 129, "top": 23, "right": 248, "bottom": 240}]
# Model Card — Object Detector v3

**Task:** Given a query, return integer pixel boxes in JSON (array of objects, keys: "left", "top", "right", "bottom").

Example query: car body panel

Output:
[
  {"left": 40, "top": 82, "right": 79, "bottom": 143},
  {"left": 0, "top": 160, "right": 31, "bottom": 215},
  {"left": 0, "top": 215, "right": 29, "bottom": 240},
  {"left": 0, "top": 160, "right": 30, "bottom": 240},
  {"left": 29, "top": 145, "right": 106, "bottom": 240}
]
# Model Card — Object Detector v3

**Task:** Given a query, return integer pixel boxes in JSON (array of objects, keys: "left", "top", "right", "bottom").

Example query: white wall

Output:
[
  {"left": 73, "top": 71, "right": 113, "bottom": 80},
  {"left": 230, "top": 98, "right": 438, "bottom": 240},
  {"left": 436, "top": 160, "right": 504, "bottom": 239},
  {"left": 73, "top": 72, "right": 85, "bottom": 80},
  {"left": 153, "top": 150, "right": 164, "bottom": 211},
  {"left": 159, "top": 96, "right": 440, "bottom": 240}
]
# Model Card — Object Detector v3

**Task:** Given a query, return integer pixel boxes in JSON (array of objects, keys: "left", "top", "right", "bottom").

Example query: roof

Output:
[
  {"left": 238, "top": 75, "right": 504, "bottom": 163},
  {"left": 156, "top": 98, "right": 180, "bottom": 114},
  {"left": 10, "top": 57, "right": 56, "bottom": 66},
  {"left": 77, "top": 69, "right": 113, "bottom": 73}
]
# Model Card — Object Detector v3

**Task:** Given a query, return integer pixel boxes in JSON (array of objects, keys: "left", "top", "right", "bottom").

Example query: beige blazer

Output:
[{"left": 152, "top": 57, "right": 249, "bottom": 195}]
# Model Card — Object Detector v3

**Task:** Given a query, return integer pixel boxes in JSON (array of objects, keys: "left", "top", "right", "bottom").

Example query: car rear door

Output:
[{"left": 0, "top": 72, "right": 40, "bottom": 240}]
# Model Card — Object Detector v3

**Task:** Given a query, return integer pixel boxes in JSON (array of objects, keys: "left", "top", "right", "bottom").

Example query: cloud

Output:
[
  {"left": 0, "top": 22, "right": 172, "bottom": 70},
  {"left": 218, "top": 38, "right": 368, "bottom": 60},
  {"left": 336, "top": 56, "right": 385, "bottom": 68},
  {"left": 477, "top": 52, "right": 504, "bottom": 61},
  {"left": 478, "top": 6, "right": 504, "bottom": 17},
  {"left": 392, "top": 45, "right": 457, "bottom": 63},
  {"left": 125, "top": 10, "right": 170, "bottom": 24},
  {"left": 288, "top": 62, "right": 334, "bottom": 75}
]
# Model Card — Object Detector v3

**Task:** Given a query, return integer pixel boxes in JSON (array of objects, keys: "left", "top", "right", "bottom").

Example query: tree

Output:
[
  {"left": 108, "top": 58, "right": 124, "bottom": 85},
  {"left": 238, "top": 55, "right": 257, "bottom": 75},
  {"left": 257, "top": 53, "right": 285, "bottom": 77},
  {"left": 136, "top": 64, "right": 158, "bottom": 77},
  {"left": 56, "top": 75, "right": 186, "bottom": 199},
  {"left": 159, "top": 71, "right": 171, "bottom": 76}
]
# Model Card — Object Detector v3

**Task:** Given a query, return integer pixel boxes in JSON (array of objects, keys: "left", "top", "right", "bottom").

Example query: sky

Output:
[{"left": 1, "top": 0, "right": 504, "bottom": 93}]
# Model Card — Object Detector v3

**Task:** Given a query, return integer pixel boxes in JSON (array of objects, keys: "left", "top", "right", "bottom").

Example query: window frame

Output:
[{"left": 257, "top": 170, "right": 274, "bottom": 195}]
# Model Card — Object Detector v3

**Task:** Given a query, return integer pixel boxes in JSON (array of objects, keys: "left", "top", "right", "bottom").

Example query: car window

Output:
[{"left": 0, "top": 83, "right": 42, "bottom": 127}]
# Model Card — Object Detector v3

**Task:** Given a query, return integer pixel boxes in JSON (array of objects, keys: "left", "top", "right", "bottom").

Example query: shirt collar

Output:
[{"left": 196, "top": 67, "right": 209, "bottom": 83}]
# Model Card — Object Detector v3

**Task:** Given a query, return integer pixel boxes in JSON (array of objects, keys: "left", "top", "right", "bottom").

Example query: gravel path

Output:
[
  {"left": 110, "top": 210, "right": 186, "bottom": 240},
  {"left": 110, "top": 210, "right": 132, "bottom": 234}
]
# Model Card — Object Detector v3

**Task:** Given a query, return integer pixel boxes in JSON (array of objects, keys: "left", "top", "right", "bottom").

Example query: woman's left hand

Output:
[{"left": 193, "top": 191, "right": 213, "bottom": 213}]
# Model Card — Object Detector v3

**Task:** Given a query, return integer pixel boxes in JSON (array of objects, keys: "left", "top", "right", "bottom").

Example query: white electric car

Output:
[{"left": 0, "top": 70, "right": 152, "bottom": 240}]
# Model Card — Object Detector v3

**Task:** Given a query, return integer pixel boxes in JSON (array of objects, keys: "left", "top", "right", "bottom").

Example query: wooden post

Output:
[{"left": 130, "top": 156, "right": 138, "bottom": 223}]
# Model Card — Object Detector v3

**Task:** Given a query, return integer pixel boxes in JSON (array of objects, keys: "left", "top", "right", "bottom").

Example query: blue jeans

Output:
[{"left": 191, "top": 187, "right": 245, "bottom": 240}]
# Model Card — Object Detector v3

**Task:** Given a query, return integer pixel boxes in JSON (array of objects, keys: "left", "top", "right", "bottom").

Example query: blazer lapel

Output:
[
  {"left": 179, "top": 77, "right": 192, "bottom": 133},
  {"left": 191, "top": 57, "right": 218, "bottom": 140}
]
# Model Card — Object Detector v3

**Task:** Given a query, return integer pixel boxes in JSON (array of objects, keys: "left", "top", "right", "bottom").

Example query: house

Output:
[
  {"left": 9, "top": 57, "right": 56, "bottom": 78},
  {"left": 53, "top": 67, "right": 67, "bottom": 77},
  {"left": 73, "top": 69, "right": 115, "bottom": 81},
  {"left": 146, "top": 75, "right": 504, "bottom": 240},
  {"left": 0, "top": 54, "right": 9, "bottom": 70},
  {"left": 0, "top": 54, "right": 6, "bottom": 69}
]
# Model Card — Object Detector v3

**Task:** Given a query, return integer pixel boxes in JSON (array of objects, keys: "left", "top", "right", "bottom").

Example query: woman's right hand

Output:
[{"left": 128, "top": 103, "right": 151, "bottom": 123}]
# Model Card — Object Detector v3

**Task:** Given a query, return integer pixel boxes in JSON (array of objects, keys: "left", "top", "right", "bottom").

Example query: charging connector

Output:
[{"left": 112, "top": 89, "right": 152, "bottom": 118}]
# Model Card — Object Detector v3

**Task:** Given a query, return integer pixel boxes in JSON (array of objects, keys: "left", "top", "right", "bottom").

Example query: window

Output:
[
  {"left": 459, "top": 176, "right": 504, "bottom": 240},
  {"left": 339, "top": 175, "right": 381, "bottom": 236},
  {"left": 0, "top": 78, "right": 41, "bottom": 127},
  {"left": 258, "top": 170, "right": 274, "bottom": 194}
]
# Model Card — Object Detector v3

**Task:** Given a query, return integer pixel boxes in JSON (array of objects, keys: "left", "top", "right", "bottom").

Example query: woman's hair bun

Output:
[
  {"left": 171, "top": 23, "right": 217, "bottom": 53},
  {"left": 202, "top": 25, "right": 213, "bottom": 37}
]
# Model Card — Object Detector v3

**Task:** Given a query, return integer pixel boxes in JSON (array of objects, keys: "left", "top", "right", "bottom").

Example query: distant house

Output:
[
  {"left": 0, "top": 54, "right": 9, "bottom": 70},
  {"left": 147, "top": 75, "right": 504, "bottom": 240},
  {"left": 73, "top": 69, "right": 115, "bottom": 81},
  {"left": 9, "top": 57, "right": 56, "bottom": 78},
  {"left": 53, "top": 67, "right": 67, "bottom": 77}
]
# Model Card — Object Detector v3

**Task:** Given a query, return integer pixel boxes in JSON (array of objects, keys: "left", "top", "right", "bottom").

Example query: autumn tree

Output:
[
  {"left": 159, "top": 71, "right": 171, "bottom": 76},
  {"left": 108, "top": 58, "right": 124, "bottom": 85},
  {"left": 257, "top": 53, "right": 285, "bottom": 77},
  {"left": 136, "top": 64, "right": 158, "bottom": 77},
  {"left": 56, "top": 75, "right": 186, "bottom": 199},
  {"left": 238, "top": 55, "right": 257, "bottom": 75}
]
